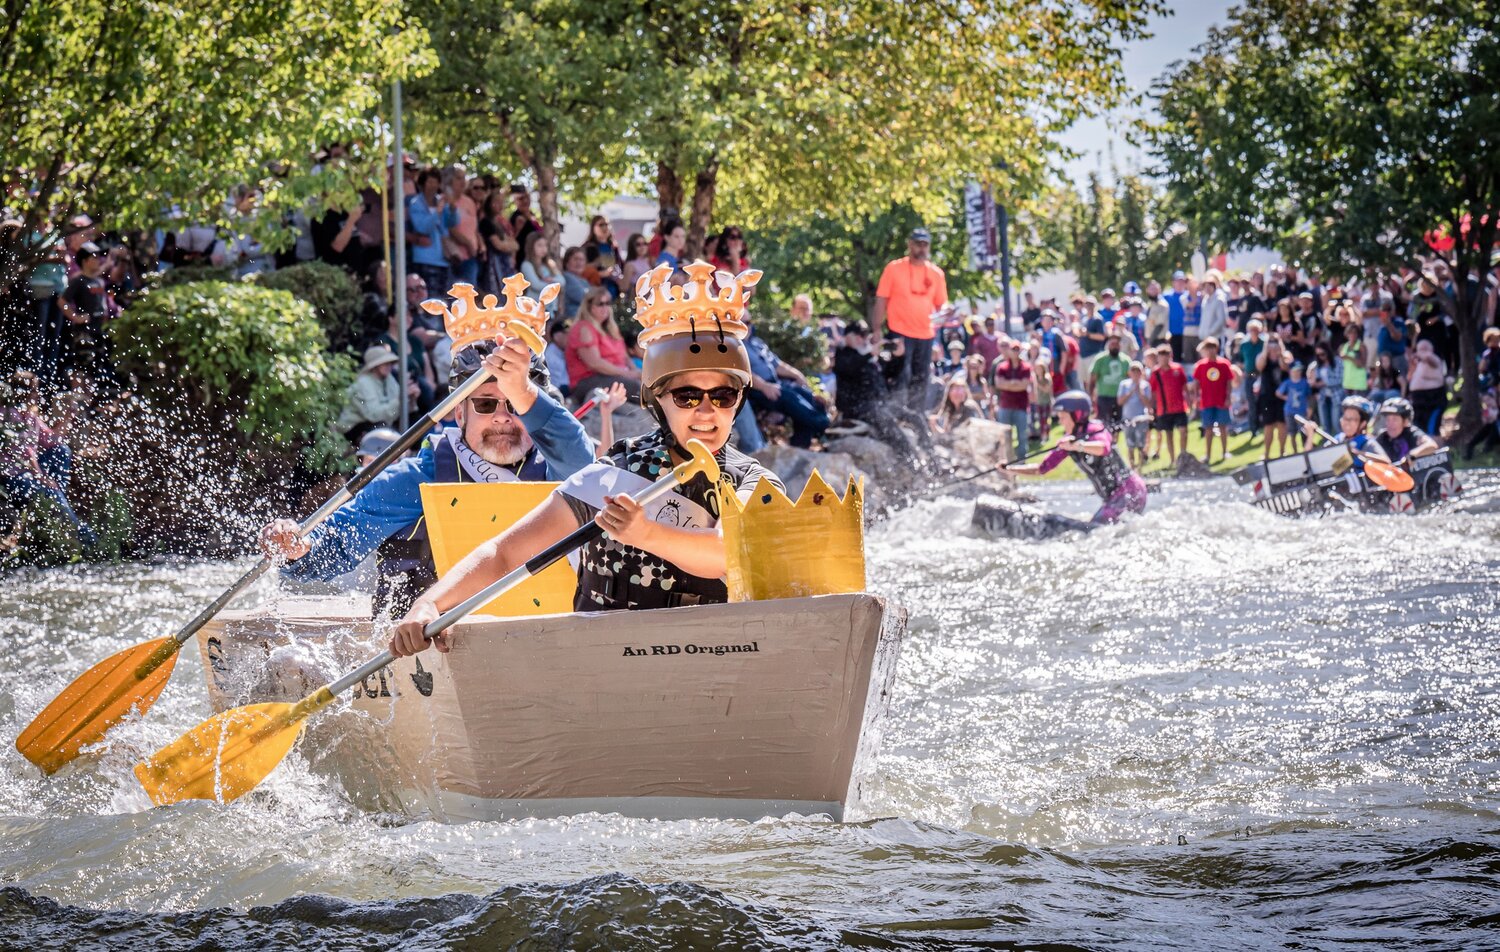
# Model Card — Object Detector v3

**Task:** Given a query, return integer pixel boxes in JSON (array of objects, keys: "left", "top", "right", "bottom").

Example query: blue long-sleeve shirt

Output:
[
  {"left": 282, "top": 390, "right": 594, "bottom": 582},
  {"left": 406, "top": 194, "right": 459, "bottom": 268}
]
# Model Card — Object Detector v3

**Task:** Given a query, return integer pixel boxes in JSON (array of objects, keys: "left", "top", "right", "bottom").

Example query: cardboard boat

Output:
[
  {"left": 1231, "top": 444, "right": 1460, "bottom": 516},
  {"left": 971, "top": 494, "right": 1095, "bottom": 539},
  {"left": 195, "top": 592, "right": 905, "bottom": 822}
]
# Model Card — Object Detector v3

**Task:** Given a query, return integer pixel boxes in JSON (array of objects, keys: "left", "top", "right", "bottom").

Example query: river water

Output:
[{"left": 2, "top": 477, "right": 1498, "bottom": 950}]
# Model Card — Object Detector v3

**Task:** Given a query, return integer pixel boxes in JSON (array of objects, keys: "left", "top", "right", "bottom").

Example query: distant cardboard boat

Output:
[
  {"left": 1231, "top": 445, "right": 1460, "bottom": 516},
  {"left": 195, "top": 592, "right": 906, "bottom": 822},
  {"left": 971, "top": 494, "right": 1095, "bottom": 539}
]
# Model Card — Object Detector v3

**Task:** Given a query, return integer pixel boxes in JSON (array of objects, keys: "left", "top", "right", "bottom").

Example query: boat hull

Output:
[
  {"left": 971, "top": 495, "right": 1095, "bottom": 539},
  {"left": 196, "top": 593, "right": 905, "bottom": 822},
  {"left": 1232, "top": 446, "right": 1459, "bottom": 516}
]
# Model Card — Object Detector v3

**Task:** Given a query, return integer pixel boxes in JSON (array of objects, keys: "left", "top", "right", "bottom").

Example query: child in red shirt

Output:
[{"left": 1149, "top": 344, "right": 1190, "bottom": 463}]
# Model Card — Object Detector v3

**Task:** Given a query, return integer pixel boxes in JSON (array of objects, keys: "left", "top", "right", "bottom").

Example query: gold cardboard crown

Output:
[
  {"left": 634, "top": 260, "right": 762, "bottom": 345},
  {"left": 420, "top": 274, "right": 557, "bottom": 352},
  {"left": 718, "top": 472, "right": 865, "bottom": 602}
]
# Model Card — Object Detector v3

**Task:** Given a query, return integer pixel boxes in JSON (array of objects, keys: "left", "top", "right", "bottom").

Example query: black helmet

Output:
[
  {"left": 1052, "top": 389, "right": 1092, "bottom": 430},
  {"left": 449, "top": 340, "right": 544, "bottom": 387},
  {"left": 1378, "top": 396, "right": 1414, "bottom": 420},
  {"left": 1341, "top": 395, "right": 1375, "bottom": 421},
  {"left": 448, "top": 341, "right": 564, "bottom": 406}
]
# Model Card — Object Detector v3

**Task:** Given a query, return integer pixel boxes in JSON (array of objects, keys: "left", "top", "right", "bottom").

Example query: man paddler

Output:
[
  {"left": 388, "top": 261, "right": 784, "bottom": 657},
  {"left": 259, "top": 336, "right": 595, "bottom": 617}
]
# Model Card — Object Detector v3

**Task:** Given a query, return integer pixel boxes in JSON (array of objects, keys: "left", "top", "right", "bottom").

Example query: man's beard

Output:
[{"left": 469, "top": 424, "right": 533, "bottom": 466}]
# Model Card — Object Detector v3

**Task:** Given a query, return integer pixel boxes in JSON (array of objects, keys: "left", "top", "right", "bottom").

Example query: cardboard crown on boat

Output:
[
  {"left": 419, "top": 482, "right": 577, "bottom": 616},
  {"left": 719, "top": 473, "right": 865, "bottom": 601}
]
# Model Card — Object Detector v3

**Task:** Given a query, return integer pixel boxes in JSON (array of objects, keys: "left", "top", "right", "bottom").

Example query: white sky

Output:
[{"left": 1056, "top": 1, "right": 1237, "bottom": 188}]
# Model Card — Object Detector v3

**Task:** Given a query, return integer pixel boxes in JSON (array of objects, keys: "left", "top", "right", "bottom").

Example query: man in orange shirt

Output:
[{"left": 872, "top": 227, "right": 948, "bottom": 412}]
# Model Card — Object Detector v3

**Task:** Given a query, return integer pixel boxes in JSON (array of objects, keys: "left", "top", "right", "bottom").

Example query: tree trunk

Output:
[
  {"left": 1448, "top": 207, "right": 1498, "bottom": 447},
  {"left": 852, "top": 231, "right": 878, "bottom": 318},
  {"left": 655, "top": 162, "right": 683, "bottom": 218},
  {"left": 686, "top": 158, "right": 718, "bottom": 261},
  {"left": 534, "top": 152, "right": 561, "bottom": 260},
  {"left": 1451, "top": 260, "right": 1485, "bottom": 446}
]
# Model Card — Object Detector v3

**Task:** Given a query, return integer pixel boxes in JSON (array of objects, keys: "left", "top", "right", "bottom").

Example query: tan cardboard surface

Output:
[{"left": 196, "top": 593, "right": 906, "bottom": 820}]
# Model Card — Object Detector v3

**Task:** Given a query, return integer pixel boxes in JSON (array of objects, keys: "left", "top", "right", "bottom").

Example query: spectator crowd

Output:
[{"left": 6, "top": 146, "right": 1500, "bottom": 557}]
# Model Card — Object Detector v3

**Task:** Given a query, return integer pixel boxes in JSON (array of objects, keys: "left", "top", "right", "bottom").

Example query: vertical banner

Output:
[{"left": 964, "top": 182, "right": 999, "bottom": 272}]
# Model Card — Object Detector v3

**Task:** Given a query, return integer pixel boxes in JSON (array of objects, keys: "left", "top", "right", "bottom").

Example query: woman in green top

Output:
[{"left": 1339, "top": 320, "right": 1368, "bottom": 394}]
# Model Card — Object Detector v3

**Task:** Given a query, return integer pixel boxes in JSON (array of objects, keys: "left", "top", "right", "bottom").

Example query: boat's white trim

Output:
[{"left": 405, "top": 788, "right": 845, "bottom": 823}]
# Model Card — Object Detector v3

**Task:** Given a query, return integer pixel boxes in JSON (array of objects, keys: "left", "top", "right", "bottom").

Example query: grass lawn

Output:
[
  {"left": 1025, "top": 401, "right": 1499, "bottom": 483},
  {"left": 1025, "top": 419, "right": 1286, "bottom": 482}
]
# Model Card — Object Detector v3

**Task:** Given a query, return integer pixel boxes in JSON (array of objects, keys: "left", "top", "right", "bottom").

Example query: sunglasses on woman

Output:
[
  {"left": 467, "top": 396, "right": 516, "bottom": 416},
  {"left": 666, "top": 386, "right": 742, "bottom": 409}
]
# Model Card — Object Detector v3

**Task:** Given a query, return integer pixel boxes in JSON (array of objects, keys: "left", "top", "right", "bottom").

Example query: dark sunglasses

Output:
[
  {"left": 467, "top": 396, "right": 516, "bottom": 415},
  {"left": 666, "top": 386, "right": 741, "bottom": 409}
]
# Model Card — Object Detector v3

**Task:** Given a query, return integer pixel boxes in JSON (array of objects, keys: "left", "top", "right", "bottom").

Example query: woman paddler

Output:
[
  {"left": 1005, "top": 390, "right": 1148, "bottom": 524},
  {"left": 388, "top": 261, "right": 784, "bottom": 658}
]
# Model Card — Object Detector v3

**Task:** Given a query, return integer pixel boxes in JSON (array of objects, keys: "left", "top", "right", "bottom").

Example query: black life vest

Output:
[
  {"left": 1068, "top": 422, "right": 1135, "bottom": 502},
  {"left": 372, "top": 434, "right": 550, "bottom": 618},
  {"left": 572, "top": 431, "right": 778, "bottom": 613}
]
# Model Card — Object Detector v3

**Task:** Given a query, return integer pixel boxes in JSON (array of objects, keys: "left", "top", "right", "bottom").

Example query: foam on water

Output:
[{"left": 2, "top": 475, "right": 1499, "bottom": 948}]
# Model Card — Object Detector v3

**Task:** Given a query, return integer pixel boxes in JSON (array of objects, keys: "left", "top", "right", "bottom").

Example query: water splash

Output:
[{"left": 2, "top": 476, "right": 1498, "bottom": 947}]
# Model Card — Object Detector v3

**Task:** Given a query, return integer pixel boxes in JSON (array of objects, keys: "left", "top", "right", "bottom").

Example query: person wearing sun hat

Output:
[
  {"left": 387, "top": 261, "right": 786, "bottom": 657},
  {"left": 335, "top": 344, "right": 407, "bottom": 443}
]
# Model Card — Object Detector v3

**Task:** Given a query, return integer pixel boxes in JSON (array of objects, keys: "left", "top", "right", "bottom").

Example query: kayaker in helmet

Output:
[
  {"left": 1299, "top": 396, "right": 1389, "bottom": 472},
  {"left": 1373, "top": 396, "right": 1438, "bottom": 466},
  {"left": 259, "top": 281, "right": 596, "bottom": 619},
  {"left": 388, "top": 261, "right": 784, "bottom": 657},
  {"left": 1004, "top": 389, "right": 1148, "bottom": 524}
]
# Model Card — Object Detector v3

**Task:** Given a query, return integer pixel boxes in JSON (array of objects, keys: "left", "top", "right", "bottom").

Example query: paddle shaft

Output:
[
  {"left": 912, "top": 439, "right": 1068, "bottom": 499},
  {"left": 327, "top": 464, "right": 697, "bottom": 696},
  {"left": 1295, "top": 413, "right": 1387, "bottom": 463},
  {"left": 163, "top": 368, "right": 499, "bottom": 650},
  {"left": 1294, "top": 413, "right": 1339, "bottom": 445}
]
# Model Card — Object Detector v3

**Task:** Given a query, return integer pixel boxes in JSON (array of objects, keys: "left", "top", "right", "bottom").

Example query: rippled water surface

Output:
[{"left": 3, "top": 476, "right": 1499, "bottom": 950}]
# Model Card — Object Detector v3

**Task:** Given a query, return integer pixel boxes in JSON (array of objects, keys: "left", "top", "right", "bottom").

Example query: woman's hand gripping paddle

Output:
[
  {"left": 1294, "top": 413, "right": 1414, "bottom": 493},
  {"left": 16, "top": 324, "right": 547, "bottom": 776},
  {"left": 133, "top": 441, "right": 721, "bottom": 806}
]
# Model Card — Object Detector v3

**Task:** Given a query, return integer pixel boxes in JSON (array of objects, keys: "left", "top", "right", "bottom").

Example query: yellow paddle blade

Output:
[
  {"left": 1364, "top": 458, "right": 1415, "bottom": 493},
  {"left": 17, "top": 636, "right": 181, "bottom": 775},
  {"left": 134, "top": 687, "right": 336, "bottom": 806}
]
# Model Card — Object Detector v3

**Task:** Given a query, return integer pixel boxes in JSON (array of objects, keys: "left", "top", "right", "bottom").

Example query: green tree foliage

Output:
[
  {"left": 112, "top": 283, "right": 355, "bottom": 474},
  {"left": 407, "top": 0, "right": 642, "bottom": 256},
  {"left": 255, "top": 261, "right": 366, "bottom": 355},
  {"left": 638, "top": 0, "right": 1164, "bottom": 256},
  {"left": 1151, "top": 0, "right": 1500, "bottom": 440},
  {"left": 0, "top": 0, "right": 427, "bottom": 273},
  {"left": 1016, "top": 173, "right": 1196, "bottom": 292},
  {"left": 408, "top": 1, "right": 1157, "bottom": 260},
  {"left": 750, "top": 307, "right": 827, "bottom": 377}
]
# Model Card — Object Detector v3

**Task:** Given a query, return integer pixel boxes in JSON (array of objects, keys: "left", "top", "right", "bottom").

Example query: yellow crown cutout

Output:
[
  {"left": 634, "top": 260, "right": 762, "bottom": 345},
  {"left": 717, "top": 472, "right": 865, "bottom": 602},
  {"left": 419, "top": 274, "right": 555, "bottom": 354}
]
